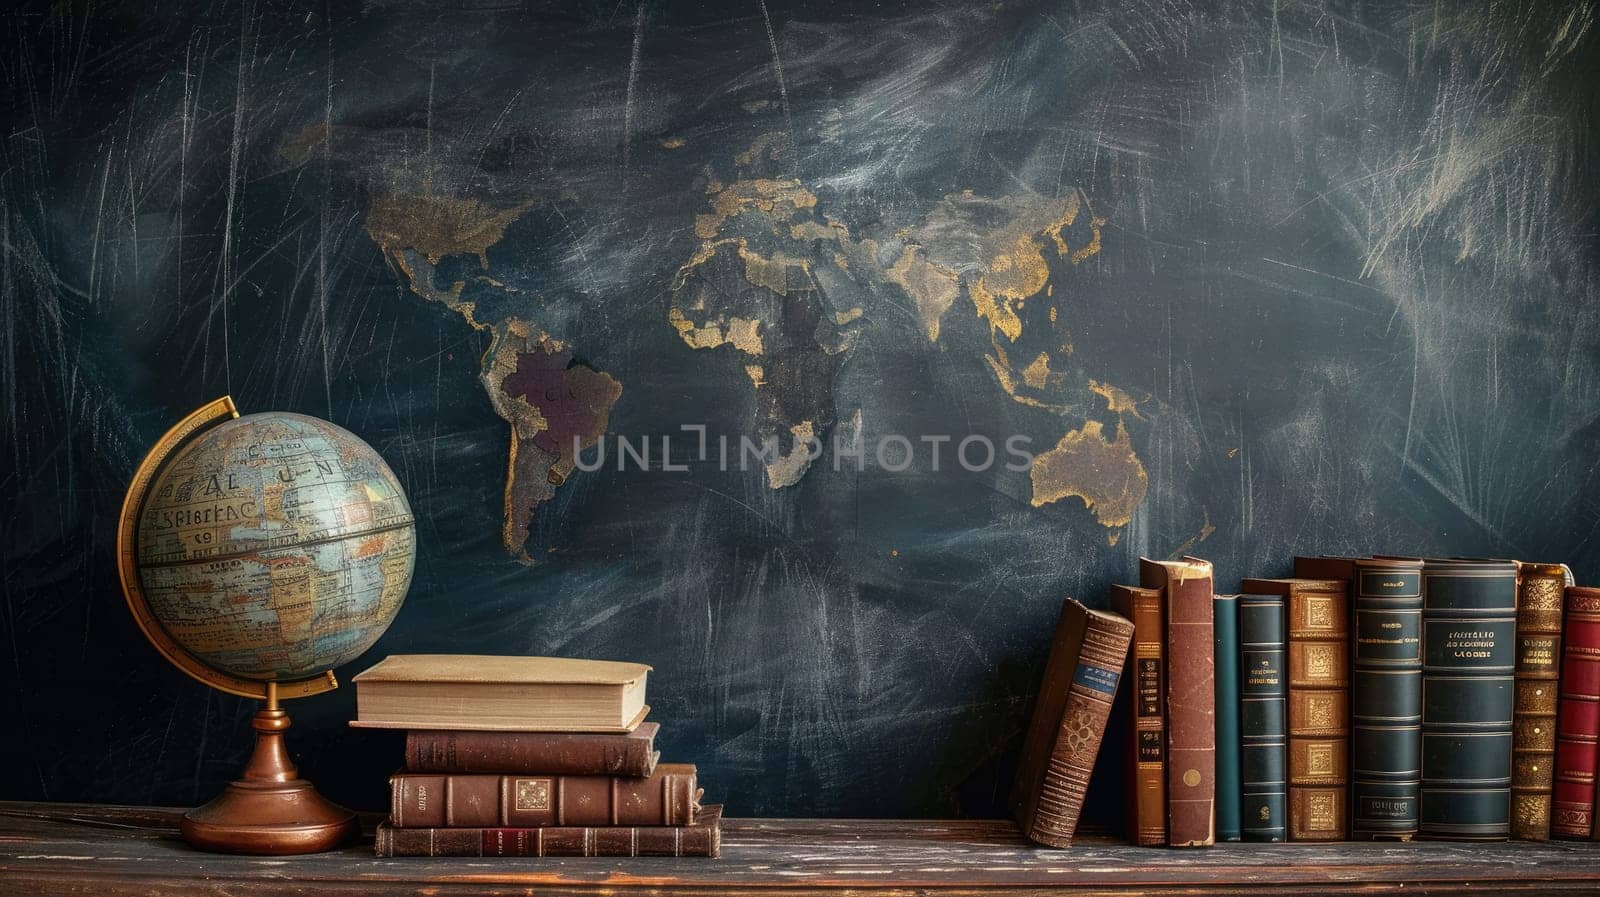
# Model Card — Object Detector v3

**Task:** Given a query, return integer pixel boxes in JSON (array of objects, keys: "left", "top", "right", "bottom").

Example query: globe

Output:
[{"left": 132, "top": 408, "right": 415, "bottom": 682}]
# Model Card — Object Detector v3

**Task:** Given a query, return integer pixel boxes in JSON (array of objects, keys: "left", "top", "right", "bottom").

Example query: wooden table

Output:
[{"left": 2, "top": 801, "right": 1597, "bottom": 895}]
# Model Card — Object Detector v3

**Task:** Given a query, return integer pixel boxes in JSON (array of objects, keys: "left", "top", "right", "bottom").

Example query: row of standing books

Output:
[
  {"left": 1012, "top": 555, "right": 1599, "bottom": 847},
  {"left": 351, "top": 654, "right": 721, "bottom": 857}
]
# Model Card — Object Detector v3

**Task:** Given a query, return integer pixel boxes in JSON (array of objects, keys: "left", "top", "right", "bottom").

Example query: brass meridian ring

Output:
[{"left": 115, "top": 396, "right": 339, "bottom": 701}]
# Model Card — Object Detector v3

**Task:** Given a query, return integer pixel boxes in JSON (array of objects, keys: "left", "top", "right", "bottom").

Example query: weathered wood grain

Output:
[{"left": 3, "top": 802, "right": 1600, "bottom": 895}]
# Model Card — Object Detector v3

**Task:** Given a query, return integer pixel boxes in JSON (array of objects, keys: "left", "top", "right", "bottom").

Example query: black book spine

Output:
[
  {"left": 1239, "top": 592, "right": 1287, "bottom": 842},
  {"left": 1420, "top": 560, "right": 1519, "bottom": 840},
  {"left": 1352, "top": 563, "right": 1424, "bottom": 839}
]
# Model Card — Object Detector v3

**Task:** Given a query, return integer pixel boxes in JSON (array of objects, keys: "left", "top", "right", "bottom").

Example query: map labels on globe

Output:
[{"left": 135, "top": 412, "right": 415, "bottom": 681}]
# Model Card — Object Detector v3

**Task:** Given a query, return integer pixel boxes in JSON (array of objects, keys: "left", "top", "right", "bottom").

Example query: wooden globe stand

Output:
[
  {"left": 116, "top": 397, "right": 359, "bottom": 855},
  {"left": 180, "top": 682, "right": 358, "bottom": 854}
]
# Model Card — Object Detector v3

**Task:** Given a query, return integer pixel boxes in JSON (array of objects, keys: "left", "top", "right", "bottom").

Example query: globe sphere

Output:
[{"left": 134, "top": 412, "right": 414, "bottom": 681}]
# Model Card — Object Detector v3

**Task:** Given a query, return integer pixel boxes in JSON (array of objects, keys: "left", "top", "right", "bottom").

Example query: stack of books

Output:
[{"left": 352, "top": 654, "right": 721, "bottom": 857}]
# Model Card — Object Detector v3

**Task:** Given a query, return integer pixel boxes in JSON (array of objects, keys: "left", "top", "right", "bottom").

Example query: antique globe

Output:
[{"left": 117, "top": 397, "right": 415, "bottom": 855}]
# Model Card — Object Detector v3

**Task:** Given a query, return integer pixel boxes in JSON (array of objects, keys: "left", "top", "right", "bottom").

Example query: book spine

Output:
[
  {"left": 1554, "top": 586, "right": 1600, "bottom": 838},
  {"left": 1239, "top": 592, "right": 1287, "bottom": 842},
  {"left": 1213, "top": 594, "right": 1241, "bottom": 842},
  {"left": 1120, "top": 586, "right": 1167, "bottom": 846},
  {"left": 1420, "top": 560, "right": 1518, "bottom": 840},
  {"left": 404, "top": 728, "right": 657, "bottom": 776},
  {"left": 1511, "top": 565, "right": 1567, "bottom": 840},
  {"left": 1351, "top": 562, "right": 1424, "bottom": 840},
  {"left": 1287, "top": 583, "right": 1349, "bottom": 841},
  {"left": 1143, "top": 557, "right": 1216, "bottom": 848},
  {"left": 1010, "top": 599, "right": 1089, "bottom": 838},
  {"left": 374, "top": 818, "right": 721, "bottom": 858},
  {"left": 390, "top": 768, "right": 696, "bottom": 828},
  {"left": 1026, "top": 613, "right": 1134, "bottom": 848}
]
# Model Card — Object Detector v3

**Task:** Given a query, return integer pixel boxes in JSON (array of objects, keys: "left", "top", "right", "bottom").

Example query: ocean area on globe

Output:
[{"left": 133, "top": 411, "right": 415, "bottom": 681}]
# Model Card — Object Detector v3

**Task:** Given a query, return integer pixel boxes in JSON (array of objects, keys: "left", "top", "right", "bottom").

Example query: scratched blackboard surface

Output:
[{"left": 2, "top": 0, "right": 1597, "bottom": 821}]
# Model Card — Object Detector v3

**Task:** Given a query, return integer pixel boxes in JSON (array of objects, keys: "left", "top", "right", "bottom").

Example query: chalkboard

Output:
[{"left": 2, "top": 0, "right": 1596, "bottom": 821}]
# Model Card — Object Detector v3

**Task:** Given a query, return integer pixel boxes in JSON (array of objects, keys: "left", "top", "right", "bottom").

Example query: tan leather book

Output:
[
  {"left": 1243, "top": 577, "right": 1348, "bottom": 841},
  {"left": 1112, "top": 584, "right": 1167, "bottom": 846},
  {"left": 1513, "top": 563, "right": 1571, "bottom": 840},
  {"left": 1010, "top": 598, "right": 1134, "bottom": 847},
  {"left": 1141, "top": 557, "right": 1216, "bottom": 848},
  {"left": 351, "top": 655, "right": 651, "bottom": 732}
]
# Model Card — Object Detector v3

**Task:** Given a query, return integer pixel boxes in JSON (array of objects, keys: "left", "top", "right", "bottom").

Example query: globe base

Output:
[{"left": 179, "top": 704, "right": 358, "bottom": 855}]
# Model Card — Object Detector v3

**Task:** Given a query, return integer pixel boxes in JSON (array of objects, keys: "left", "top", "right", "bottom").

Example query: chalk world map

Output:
[{"left": 285, "top": 128, "right": 1148, "bottom": 562}]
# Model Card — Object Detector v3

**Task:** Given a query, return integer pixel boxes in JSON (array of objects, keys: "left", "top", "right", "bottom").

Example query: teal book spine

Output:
[
  {"left": 1420, "top": 559, "right": 1519, "bottom": 840},
  {"left": 1352, "top": 558, "right": 1424, "bottom": 839},
  {"left": 1239, "top": 592, "right": 1287, "bottom": 842},
  {"left": 1214, "top": 594, "right": 1242, "bottom": 841}
]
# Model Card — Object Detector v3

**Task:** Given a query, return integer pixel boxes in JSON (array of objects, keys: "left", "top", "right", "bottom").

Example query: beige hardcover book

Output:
[{"left": 350, "top": 655, "right": 651, "bottom": 732}]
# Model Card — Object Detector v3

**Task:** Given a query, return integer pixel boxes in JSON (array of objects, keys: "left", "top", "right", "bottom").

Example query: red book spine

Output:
[{"left": 1553, "top": 587, "right": 1600, "bottom": 838}]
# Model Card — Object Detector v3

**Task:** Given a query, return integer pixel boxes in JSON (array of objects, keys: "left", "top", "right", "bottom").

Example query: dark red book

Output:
[
  {"left": 374, "top": 805, "right": 722, "bottom": 857},
  {"left": 1554, "top": 587, "right": 1600, "bottom": 838},
  {"left": 405, "top": 723, "right": 660, "bottom": 776}
]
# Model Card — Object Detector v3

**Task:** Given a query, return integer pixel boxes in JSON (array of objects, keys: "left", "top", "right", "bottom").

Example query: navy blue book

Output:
[
  {"left": 1239, "top": 591, "right": 1287, "bottom": 842},
  {"left": 1214, "top": 594, "right": 1242, "bottom": 841},
  {"left": 1352, "top": 557, "right": 1425, "bottom": 840},
  {"left": 1420, "top": 559, "right": 1518, "bottom": 840}
]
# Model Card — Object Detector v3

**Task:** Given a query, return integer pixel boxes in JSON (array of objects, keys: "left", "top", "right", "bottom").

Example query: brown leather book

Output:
[
  {"left": 390, "top": 763, "right": 698, "bottom": 828},
  {"left": 1112, "top": 584, "right": 1167, "bottom": 846},
  {"left": 1512, "top": 563, "right": 1570, "bottom": 840},
  {"left": 374, "top": 805, "right": 722, "bottom": 857},
  {"left": 1010, "top": 598, "right": 1135, "bottom": 847},
  {"left": 405, "top": 724, "right": 660, "bottom": 776},
  {"left": 1141, "top": 557, "right": 1216, "bottom": 848},
  {"left": 1243, "top": 577, "right": 1348, "bottom": 841}
]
